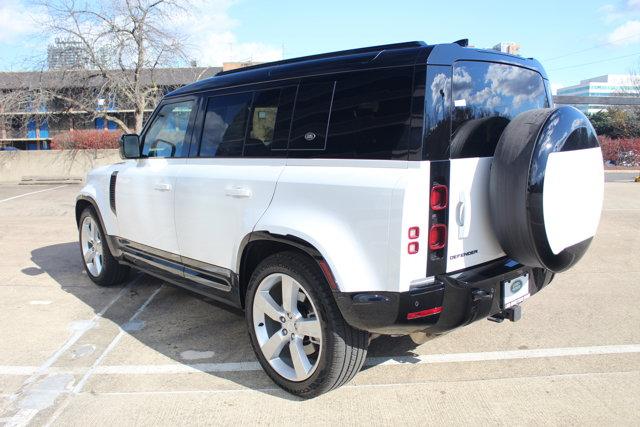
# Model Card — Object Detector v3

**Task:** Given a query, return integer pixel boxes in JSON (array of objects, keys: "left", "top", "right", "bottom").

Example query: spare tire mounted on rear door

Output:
[{"left": 489, "top": 106, "right": 604, "bottom": 273}]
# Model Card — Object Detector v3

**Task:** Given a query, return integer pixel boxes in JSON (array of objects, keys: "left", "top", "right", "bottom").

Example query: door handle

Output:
[
  {"left": 456, "top": 191, "right": 472, "bottom": 239},
  {"left": 154, "top": 183, "right": 172, "bottom": 192},
  {"left": 225, "top": 186, "right": 252, "bottom": 198}
]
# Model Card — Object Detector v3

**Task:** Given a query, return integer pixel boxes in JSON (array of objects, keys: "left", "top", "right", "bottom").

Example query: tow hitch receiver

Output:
[{"left": 488, "top": 305, "right": 522, "bottom": 323}]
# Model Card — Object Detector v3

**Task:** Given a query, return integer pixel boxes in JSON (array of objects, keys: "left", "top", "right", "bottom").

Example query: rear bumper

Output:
[{"left": 334, "top": 259, "right": 554, "bottom": 335}]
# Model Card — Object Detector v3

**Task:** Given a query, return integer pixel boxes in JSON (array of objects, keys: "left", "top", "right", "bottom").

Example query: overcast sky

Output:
[{"left": 0, "top": 0, "right": 639, "bottom": 90}]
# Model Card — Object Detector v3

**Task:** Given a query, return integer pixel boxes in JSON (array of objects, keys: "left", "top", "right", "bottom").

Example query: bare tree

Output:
[
  {"left": 37, "top": 0, "right": 190, "bottom": 133},
  {"left": 0, "top": 76, "right": 50, "bottom": 145},
  {"left": 628, "top": 63, "right": 640, "bottom": 115}
]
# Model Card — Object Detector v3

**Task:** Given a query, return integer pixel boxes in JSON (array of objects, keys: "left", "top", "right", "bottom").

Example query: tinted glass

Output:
[
  {"left": 423, "top": 65, "right": 452, "bottom": 160},
  {"left": 288, "top": 81, "right": 335, "bottom": 151},
  {"left": 199, "top": 92, "right": 252, "bottom": 157},
  {"left": 243, "top": 87, "right": 296, "bottom": 157},
  {"left": 451, "top": 61, "right": 548, "bottom": 158},
  {"left": 325, "top": 67, "right": 413, "bottom": 159},
  {"left": 142, "top": 101, "right": 194, "bottom": 158}
]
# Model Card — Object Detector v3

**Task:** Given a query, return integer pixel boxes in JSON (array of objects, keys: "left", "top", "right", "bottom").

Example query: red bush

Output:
[
  {"left": 51, "top": 129, "right": 122, "bottom": 150},
  {"left": 599, "top": 136, "right": 640, "bottom": 167}
]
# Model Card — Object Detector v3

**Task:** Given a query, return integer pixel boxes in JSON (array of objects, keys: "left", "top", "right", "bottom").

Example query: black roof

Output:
[{"left": 167, "top": 41, "right": 547, "bottom": 98}]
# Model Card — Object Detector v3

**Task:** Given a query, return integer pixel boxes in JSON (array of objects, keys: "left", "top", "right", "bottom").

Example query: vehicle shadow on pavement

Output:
[{"left": 28, "top": 242, "right": 423, "bottom": 397}]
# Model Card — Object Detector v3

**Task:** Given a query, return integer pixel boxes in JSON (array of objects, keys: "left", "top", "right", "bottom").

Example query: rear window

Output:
[{"left": 451, "top": 61, "right": 548, "bottom": 158}]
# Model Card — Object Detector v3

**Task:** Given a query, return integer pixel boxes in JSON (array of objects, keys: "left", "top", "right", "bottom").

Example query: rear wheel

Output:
[
  {"left": 78, "top": 207, "right": 129, "bottom": 286},
  {"left": 245, "top": 251, "right": 369, "bottom": 398}
]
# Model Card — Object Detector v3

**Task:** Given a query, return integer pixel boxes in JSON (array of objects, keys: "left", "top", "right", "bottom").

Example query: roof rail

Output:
[{"left": 215, "top": 41, "right": 427, "bottom": 76}]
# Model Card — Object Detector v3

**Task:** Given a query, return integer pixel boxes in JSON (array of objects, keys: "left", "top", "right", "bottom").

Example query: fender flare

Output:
[
  {"left": 75, "top": 195, "right": 121, "bottom": 257},
  {"left": 237, "top": 231, "right": 339, "bottom": 291}
]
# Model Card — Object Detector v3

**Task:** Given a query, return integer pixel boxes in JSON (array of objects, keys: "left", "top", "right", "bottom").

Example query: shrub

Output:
[
  {"left": 599, "top": 136, "right": 640, "bottom": 166},
  {"left": 51, "top": 129, "right": 122, "bottom": 150}
]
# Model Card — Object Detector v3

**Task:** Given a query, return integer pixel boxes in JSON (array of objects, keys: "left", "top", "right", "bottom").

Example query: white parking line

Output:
[
  {"left": 72, "top": 285, "right": 164, "bottom": 394},
  {"left": 1, "top": 279, "right": 137, "bottom": 427},
  {"left": 364, "top": 344, "right": 640, "bottom": 367},
  {"left": 82, "top": 370, "right": 640, "bottom": 397},
  {"left": 43, "top": 285, "right": 164, "bottom": 427},
  {"left": 0, "top": 185, "right": 68, "bottom": 204},
  {"left": 1, "top": 343, "right": 637, "bottom": 377}
]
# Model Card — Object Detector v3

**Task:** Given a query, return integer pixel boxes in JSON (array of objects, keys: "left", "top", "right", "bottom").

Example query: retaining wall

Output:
[{"left": 0, "top": 149, "right": 121, "bottom": 182}]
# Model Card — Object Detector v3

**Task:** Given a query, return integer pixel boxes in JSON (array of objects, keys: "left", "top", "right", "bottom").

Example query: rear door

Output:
[
  {"left": 446, "top": 61, "right": 549, "bottom": 272},
  {"left": 174, "top": 86, "right": 296, "bottom": 273}
]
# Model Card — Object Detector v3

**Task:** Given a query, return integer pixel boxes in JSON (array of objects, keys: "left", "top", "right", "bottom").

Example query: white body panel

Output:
[
  {"left": 446, "top": 157, "right": 505, "bottom": 272},
  {"left": 78, "top": 163, "right": 123, "bottom": 237},
  {"left": 115, "top": 158, "right": 185, "bottom": 254},
  {"left": 543, "top": 147, "right": 604, "bottom": 254},
  {"left": 255, "top": 159, "right": 430, "bottom": 293},
  {"left": 174, "top": 158, "right": 285, "bottom": 270}
]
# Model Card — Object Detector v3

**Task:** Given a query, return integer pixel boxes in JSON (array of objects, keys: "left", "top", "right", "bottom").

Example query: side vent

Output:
[{"left": 109, "top": 171, "right": 118, "bottom": 214}]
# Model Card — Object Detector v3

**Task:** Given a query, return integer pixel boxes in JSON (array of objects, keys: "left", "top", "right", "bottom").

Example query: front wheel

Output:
[
  {"left": 78, "top": 207, "right": 129, "bottom": 286},
  {"left": 246, "top": 252, "right": 369, "bottom": 398}
]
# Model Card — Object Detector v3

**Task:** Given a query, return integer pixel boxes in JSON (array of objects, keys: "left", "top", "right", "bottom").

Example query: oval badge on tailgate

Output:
[
  {"left": 510, "top": 280, "right": 523, "bottom": 293},
  {"left": 304, "top": 132, "right": 317, "bottom": 141}
]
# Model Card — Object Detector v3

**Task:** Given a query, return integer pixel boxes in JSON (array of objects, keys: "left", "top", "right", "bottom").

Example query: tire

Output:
[
  {"left": 489, "top": 106, "right": 604, "bottom": 273},
  {"left": 245, "top": 251, "right": 369, "bottom": 398},
  {"left": 450, "top": 116, "right": 509, "bottom": 158},
  {"left": 78, "top": 207, "right": 129, "bottom": 286}
]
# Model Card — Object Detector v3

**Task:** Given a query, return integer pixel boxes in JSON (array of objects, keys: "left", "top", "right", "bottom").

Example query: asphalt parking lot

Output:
[{"left": 0, "top": 179, "right": 639, "bottom": 426}]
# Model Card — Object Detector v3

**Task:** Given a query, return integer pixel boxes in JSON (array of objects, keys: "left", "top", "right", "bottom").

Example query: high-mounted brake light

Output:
[
  {"left": 430, "top": 184, "right": 448, "bottom": 211},
  {"left": 429, "top": 224, "right": 447, "bottom": 250}
]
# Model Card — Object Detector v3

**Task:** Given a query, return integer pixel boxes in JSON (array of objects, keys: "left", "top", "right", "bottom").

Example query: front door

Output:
[{"left": 116, "top": 98, "right": 197, "bottom": 256}]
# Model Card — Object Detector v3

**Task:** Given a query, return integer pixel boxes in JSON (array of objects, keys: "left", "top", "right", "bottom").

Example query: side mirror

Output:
[{"left": 120, "top": 134, "right": 140, "bottom": 159}]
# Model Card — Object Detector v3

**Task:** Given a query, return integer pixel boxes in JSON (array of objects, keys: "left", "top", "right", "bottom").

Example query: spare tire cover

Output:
[{"left": 489, "top": 106, "right": 604, "bottom": 273}]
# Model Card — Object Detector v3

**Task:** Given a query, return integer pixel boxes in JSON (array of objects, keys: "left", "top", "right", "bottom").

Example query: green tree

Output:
[{"left": 588, "top": 108, "right": 640, "bottom": 139}]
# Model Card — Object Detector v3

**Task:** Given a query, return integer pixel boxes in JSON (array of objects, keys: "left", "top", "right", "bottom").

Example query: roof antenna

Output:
[{"left": 453, "top": 39, "right": 469, "bottom": 47}]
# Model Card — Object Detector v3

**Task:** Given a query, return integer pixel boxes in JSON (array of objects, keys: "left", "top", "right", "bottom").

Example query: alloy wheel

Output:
[
  {"left": 252, "top": 273, "right": 323, "bottom": 382},
  {"left": 80, "top": 216, "right": 104, "bottom": 277}
]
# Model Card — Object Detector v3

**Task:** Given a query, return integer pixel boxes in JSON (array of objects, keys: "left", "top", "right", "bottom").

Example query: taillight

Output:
[
  {"left": 408, "top": 241, "right": 419, "bottom": 254},
  {"left": 429, "top": 224, "right": 447, "bottom": 250},
  {"left": 430, "top": 184, "right": 448, "bottom": 211}
]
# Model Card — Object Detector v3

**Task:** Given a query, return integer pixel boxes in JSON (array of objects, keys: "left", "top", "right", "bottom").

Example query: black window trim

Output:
[
  {"left": 139, "top": 95, "right": 199, "bottom": 160},
  {"left": 176, "top": 64, "right": 420, "bottom": 159}
]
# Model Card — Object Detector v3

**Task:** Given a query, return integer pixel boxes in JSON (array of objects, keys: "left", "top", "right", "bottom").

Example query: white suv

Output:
[{"left": 76, "top": 41, "right": 604, "bottom": 397}]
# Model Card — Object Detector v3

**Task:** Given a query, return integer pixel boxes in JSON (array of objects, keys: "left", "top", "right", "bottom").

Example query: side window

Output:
[
  {"left": 288, "top": 81, "right": 335, "bottom": 151},
  {"left": 199, "top": 92, "right": 252, "bottom": 158},
  {"left": 142, "top": 100, "right": 195, "bottom": 158},
  {"left": 451, "top": 61, "right": 548, "bottom": 158},
  {"left": 326, "top": 68, "right": 413, "bottom": 159},
  {"left": 243, "top": 86, "right": 296, "bottom": 157}
]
